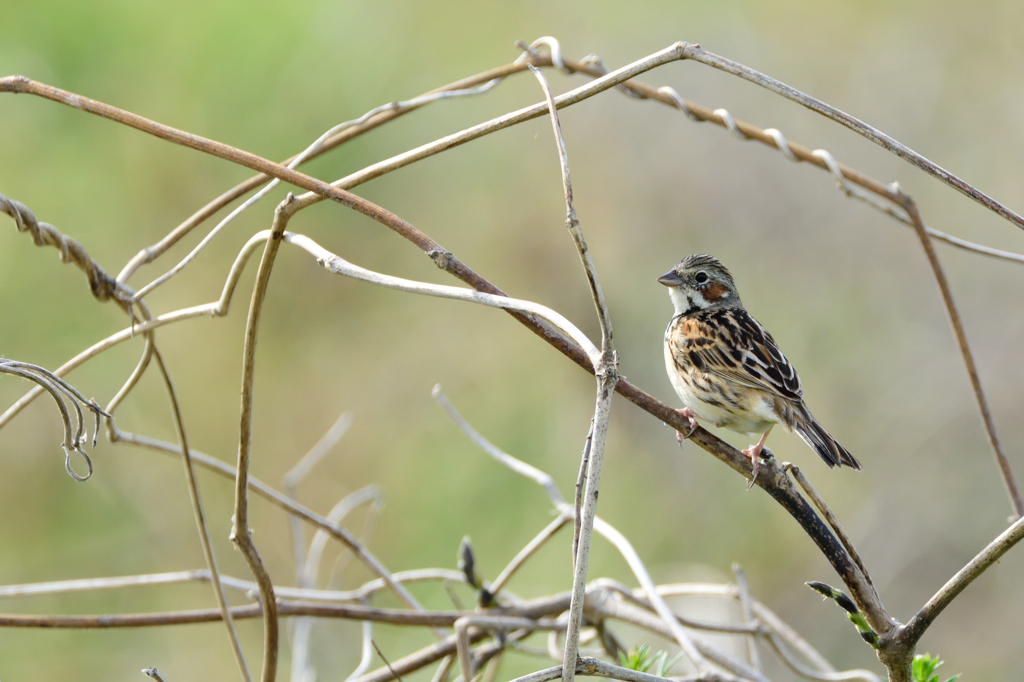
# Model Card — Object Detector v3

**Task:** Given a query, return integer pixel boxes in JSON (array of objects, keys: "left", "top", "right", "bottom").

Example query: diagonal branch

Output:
[
  {"left": 149, "top": 345, "right": 252, "bottom": 681},
  {"left": 0, "top": 193, "right": 133, "bottom": 306},
  {"left": 900, "top": 514, "right": 1024, "bottom": 647},
  {"left": 893, "top": 189, "right": 1022, "bottom": 519},
  {"left": 679, "top": 44, "right": 1024, "bottom": 231}
]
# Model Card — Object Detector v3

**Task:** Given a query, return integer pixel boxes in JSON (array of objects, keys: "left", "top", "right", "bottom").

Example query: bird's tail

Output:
[{"left": 793, "top": 410, "right": 861, "bottom": 470}]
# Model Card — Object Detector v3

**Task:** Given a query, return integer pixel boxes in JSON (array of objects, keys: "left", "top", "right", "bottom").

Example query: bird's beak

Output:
[{"left": 657, "top": 270, "right": 683, "bottom": 287}]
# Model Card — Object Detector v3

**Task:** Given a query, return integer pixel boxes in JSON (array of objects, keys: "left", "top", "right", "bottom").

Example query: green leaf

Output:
[{"left": 911, "top": 654, "right": 960, "bottom": 682}]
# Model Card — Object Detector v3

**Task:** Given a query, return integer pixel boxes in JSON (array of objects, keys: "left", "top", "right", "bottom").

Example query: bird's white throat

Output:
[{"left": 667, "top": 286, "right": 701, "bottom": 316}]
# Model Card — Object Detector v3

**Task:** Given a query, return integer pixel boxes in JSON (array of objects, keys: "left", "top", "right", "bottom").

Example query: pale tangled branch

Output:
[
  {"left": 0, "top": 193, "right": 133, "bottom": 306},
  {"left": 0, "top": 359, "right": 106, "bottom": 481}
]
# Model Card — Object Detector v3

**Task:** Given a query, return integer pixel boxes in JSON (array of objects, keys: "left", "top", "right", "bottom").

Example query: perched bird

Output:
[{"left": 658, "top": 254, "right": 860, "bottom": 481}]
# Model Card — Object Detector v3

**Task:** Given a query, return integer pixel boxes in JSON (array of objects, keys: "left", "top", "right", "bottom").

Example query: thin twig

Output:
[
  {"left": 900, "top": 513, "right": 1024, "bottom": 648},
  {"left": 430, "top": 655, "right": 455, "bottom": 682},
  {"left": 590, "top": 596, "right": 764, "bottom": 682},
  {"left": 111, "top": 428, "right": 456, "bottom": 612},
  {"left": 489, "top": 512, "right": 572, "bottom": 596},
  {"left": 0, "top": 566, "right": 480, "bottom": 605},
  {"left": 373, "top": 640, "right": 405, "bottom": 682},
  {"left": 285, "top": 412, "right": 354, "bottom": 492},
  {"left": 142, "top": 668, "right": 171, "bottom": 682},
  {"left": 285, "top": 411, "right": 357, "bottom": 680},
  {"left": 572, "top": 427, "right": 591, "bottom": 568},
  {"left": 528, "top": 64, "right": 614, "bottom": 351},
  {"left": 0, "top": 591, "right": 568, "bottom": 629},
  {"left": 292, "top": 486, "right": 383, "bottom": 681},
  {"left": 590, "top": 579, "right": 757, "bottom": 635},
  {"left": 783, "top": 464, "right": 874, "bottom": 585},
  {"left": 731, "top": 564, "right": 761, "bottom": 674},
  {"left": 761, "top": 634, "right": 882, "bottom": 682},
  {"left": 892, "top": 189, "right": 1023, "bottom": 519},
  {"left": 288, "top": 232, "right": 600, "bottom": 363},
  {"left": 231, "top": 200, "right": 291, "bottom": 682},
  {"left": 508, "top": 657, "right": 711, "bottom": 682},
  {"left": 151, "top": 346, "right": 252, "bottom": 681},
  {"left": 354, "top": 631, "right": 491, "bottom": 682},
  {"left": 528, "top": 58, "right": 622, "bottom": 682},
  {"left": 0, "top": 193, "right": 132, "bottom": 306},
  {"left": 678, "top": 44, "right": 1024, "bottom": 231},
  {"left": 433, "top": 387, "right": 566, "bottom": 505}
]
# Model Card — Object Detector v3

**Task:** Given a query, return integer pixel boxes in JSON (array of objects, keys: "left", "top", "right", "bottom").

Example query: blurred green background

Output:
[{"left": 2, "top": 0, "right": 1023, "bottom": 679}]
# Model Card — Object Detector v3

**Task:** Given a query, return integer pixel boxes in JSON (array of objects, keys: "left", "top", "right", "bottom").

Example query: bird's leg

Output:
[
  {"left": 742, "top": 427, "right": 773, "bottom": 487},
  {"left": 675, "top": 407, "right": 700, "bottom": 445}
]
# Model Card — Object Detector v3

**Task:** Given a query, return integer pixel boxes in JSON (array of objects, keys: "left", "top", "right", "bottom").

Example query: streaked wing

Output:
[{"left": 669, "top": 308, "right": 803, "bottom": 401}]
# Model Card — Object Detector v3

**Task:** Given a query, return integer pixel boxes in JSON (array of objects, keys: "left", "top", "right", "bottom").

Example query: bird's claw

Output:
[
  {"left": 675, "top": 408, "right": 700, "bottom": 446},
  {"left": 742, "top": 444, "right": 762, "bottom": 490}
]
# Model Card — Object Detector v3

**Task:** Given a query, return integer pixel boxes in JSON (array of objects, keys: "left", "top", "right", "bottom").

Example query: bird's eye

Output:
[{"left": 694, "top": 271, "right": 709, "bottom": 284}]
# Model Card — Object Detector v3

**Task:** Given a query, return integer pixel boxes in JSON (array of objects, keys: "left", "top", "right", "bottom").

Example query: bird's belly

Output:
[{"left": 665, "top": 347, "right": 777, "bottom": 436}]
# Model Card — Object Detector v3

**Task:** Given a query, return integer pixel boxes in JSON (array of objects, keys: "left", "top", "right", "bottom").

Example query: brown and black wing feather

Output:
[
  {"left": 670, "top": 308, "right": 803, "bottom": 400},
  {"left": 672, "top": 308, "right": 861, "bottom": 469}
]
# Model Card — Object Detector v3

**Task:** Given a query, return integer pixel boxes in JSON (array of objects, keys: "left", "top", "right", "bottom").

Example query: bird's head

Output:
[{"left": 657, "top": 253, "right": 741, "bottom": 315}]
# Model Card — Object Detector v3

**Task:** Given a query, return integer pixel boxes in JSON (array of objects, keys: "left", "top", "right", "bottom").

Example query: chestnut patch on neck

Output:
[{"left": 703, "top": 282, "right": 728, "bottom": 302}]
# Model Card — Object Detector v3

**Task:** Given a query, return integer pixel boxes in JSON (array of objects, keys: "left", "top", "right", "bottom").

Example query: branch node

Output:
[{"left": 428, "top": 248, "right": 454, "bottom": 271}]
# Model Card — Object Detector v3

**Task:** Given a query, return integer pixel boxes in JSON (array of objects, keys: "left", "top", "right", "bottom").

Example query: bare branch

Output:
[
  {"left": 231, "top": 201, "right": 289, "bottom": 682},
  {"left": 111, "top": 429, "right": 454, "bottom": 611},
  {"left": 489, "top": 512, "right": 572, "bottom": 597},
  {"left": 286, "top": 233, "right": 600, "bottom": 363},
  {"left": 527, "top": 59, "right": 623, "bottom": 682},
  {"left": 784, "top": 464, "right": 874, "bottom": 587},
  {"left": 901, "top": 514, "right": 1024, "bottom": 648},
  {"left": 433, "top": 388, "right": 566, "bottom": 506},
  {"left": 679, "top": 44, "right": 1024, "bottom": 231},
  {"left": 893, "top": 190, "right": 1022, "bottom": 519},
  {"left": 528, "top": 64, "right": 613, "bottom": 352},
  {"left": 508, "top": 657, "right": 711, "bottom": 682},
  {"left": 0, "top": 359, "right": 106, "bottom": 481},
  {"left": 151, "top": 346, "right": 251, "bottom": 681},
  {"left": 731, "top": 564, "right": 761, "bottom": 673},
  {"left": 0, "top": 193, "right": 133, "bottom": 306}
]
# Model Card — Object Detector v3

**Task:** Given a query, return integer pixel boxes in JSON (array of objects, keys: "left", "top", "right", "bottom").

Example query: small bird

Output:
[{"left": 659, "top": 254, "right": 860, "bottom": 481}]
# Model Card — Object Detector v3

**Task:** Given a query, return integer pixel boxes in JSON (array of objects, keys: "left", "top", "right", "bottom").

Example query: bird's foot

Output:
[
  {"left": 742, "top": 442, "right": 764, "bottom": 490},
  {"left": 675, "top": 408, "right": 700, "bottom": 445}
]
